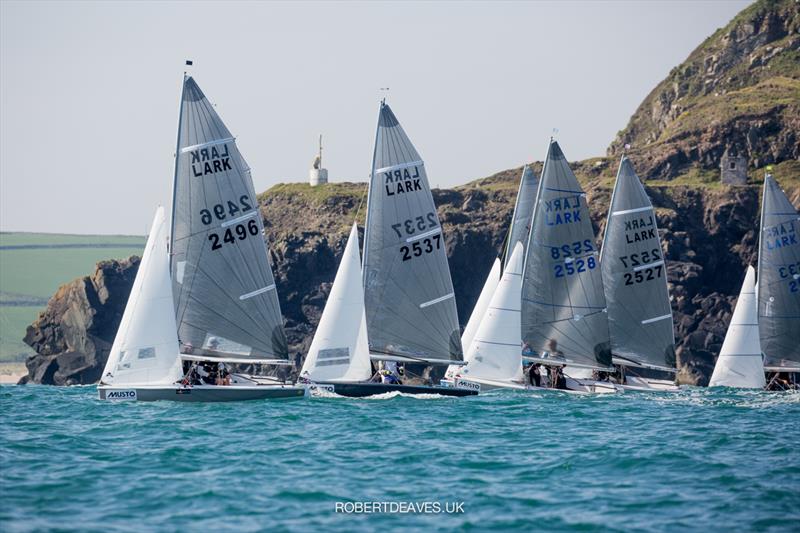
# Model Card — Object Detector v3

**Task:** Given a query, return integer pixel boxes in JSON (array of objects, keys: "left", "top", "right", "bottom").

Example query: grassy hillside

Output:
[{"left": 0, "top": 233, "right": 144, "bottom": 362}]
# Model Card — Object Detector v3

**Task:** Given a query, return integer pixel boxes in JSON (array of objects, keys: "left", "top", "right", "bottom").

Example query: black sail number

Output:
[
  {"left": 623, "top": 264, "right": 663, "bottom": 285},
  {"left": 392, "top": 212, "right": 438, "bottom": 238},
  {"left": 200, "top": 195, "right": 253, "bottom": 225},
  {"left": 400, "top": 234, "right": 441, "bottom": 261},
  {"left": 208, "top": 219, "right": 260, "bottom": 251}
]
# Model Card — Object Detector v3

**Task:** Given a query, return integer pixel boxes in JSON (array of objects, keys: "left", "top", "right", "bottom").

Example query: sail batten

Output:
[
  {"left": 757, "top": 174, "right": 800, "bottom": 369},
  {"left": 521, "top": 141, "right": 611, "bottom": 369},
  {"left": 600, "top": 157, "right": 675, "bottom": 369},
  {"left": 362, "top": 102, "right": 462, "bottom": 363},
  {"left": 170, "top": 76, "right": 288, "bottom": 360}
]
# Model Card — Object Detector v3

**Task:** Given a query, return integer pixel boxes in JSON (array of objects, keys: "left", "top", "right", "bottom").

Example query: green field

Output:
[{"left": 0, "top": 233, "right": 145, "bottom": 362}]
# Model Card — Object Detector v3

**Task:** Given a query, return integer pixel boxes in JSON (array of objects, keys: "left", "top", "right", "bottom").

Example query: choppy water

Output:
[{"left": 1, "top": 386, "right": 798, "bottom": 532}]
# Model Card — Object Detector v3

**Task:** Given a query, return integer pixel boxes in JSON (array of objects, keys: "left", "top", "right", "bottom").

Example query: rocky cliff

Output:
[
  {"left": 20, "top": 258, "right": 139, "bottom": 385},
  {"left": 20, "top": 0, "right": 800, "bottom": 385},
  {"left": 608, "top": 0, "right": 799, "bottom": 180}
]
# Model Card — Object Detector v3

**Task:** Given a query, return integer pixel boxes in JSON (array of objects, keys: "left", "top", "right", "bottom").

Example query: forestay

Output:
[
  {"left": 170, "top": 76, "right": 288, "bottom": 361},
  {"left": 362, "top": 102, "right": 463, "bottom": 364},
  {"left": 600, "top": 157, "right": 675, "bottom": 371},
  {"left": 757, "top": 174, "right": 800, "bottom": 370},
  {"left": 301, "top": 224, "right": 372, "bottom": 382},
  {"left": 101, "top": 208, "right": 183, "bottom": 386},
  {"left": 504, "top": 165, "right": 539, "bottom": 266},
  {"left": 709, "top": 266, "right": 765, "bottom": 388},
  {"left": 461, "top": 243, "right": 526, "bottom": 384},
  {"left": 521, "top": 141, "right": 611, "bottom": 369}
]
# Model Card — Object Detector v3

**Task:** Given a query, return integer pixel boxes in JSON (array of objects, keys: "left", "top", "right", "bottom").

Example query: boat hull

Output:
[
  {"left": 312, "top": 382, "right": 478, "bottom": 398},
  {"left": 564, "top": 377, "right": 618, "bottom": 394},
  {"left": 443, "top": 377, "right": 597, "bottom": 395},
  {"left": 615, "top": 376, "right": 679, "bottom": 393},
  {"left": 98, "top": 384, "right": 307, "bottom": 402}
]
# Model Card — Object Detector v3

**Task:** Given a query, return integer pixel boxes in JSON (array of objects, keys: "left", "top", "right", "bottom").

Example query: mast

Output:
[
  {"left": 361, "top": 99, "right": 383, "bottom": 286},
  {"left": 168, "top": 64, "right": 190, "bottom": 271}
]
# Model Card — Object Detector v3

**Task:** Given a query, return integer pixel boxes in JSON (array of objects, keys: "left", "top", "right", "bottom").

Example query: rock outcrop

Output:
[{"left": 20, "top": 258, "right": 139, "bottom": 385}]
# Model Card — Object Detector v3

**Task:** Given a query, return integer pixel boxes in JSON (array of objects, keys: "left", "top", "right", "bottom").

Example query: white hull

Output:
[
  {"left": 447, "top": 376, "right": 616, "bottom": 395},
  {"left": 98, "top": 383, "right": 307, "bottom": 402},
  {"left": 614, "top": 376, "right": 679, "bottom": 393}
]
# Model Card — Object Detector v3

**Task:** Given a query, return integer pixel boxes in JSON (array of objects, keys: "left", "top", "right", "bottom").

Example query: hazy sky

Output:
[{"left": 1, "top": 0, "right": 750, "bottom": 235}]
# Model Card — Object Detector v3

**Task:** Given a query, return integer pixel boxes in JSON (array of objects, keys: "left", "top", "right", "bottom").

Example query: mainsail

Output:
[
  {"left": 709, "top": 266, "right": 765, "bottom": 388},
  {"left": 301, "top": 224, "right": 372, "bottom": 382},
  {"left": 600, "top": 157, "right": 675, "bottom": 371},
  {"left": 757, "top": 174, "right": 800, "bottom": 370},
  {"left": 521, "top": 140, "right": 611, "bottom": 369},
  {"left": 362, "top": 102, "right": 462, "bottom": 364},
  {"left": 503, "top": 165, "right": 539, "bottom": 265},
  {"left": 170, "top": 76, "right": 288, "bottom": 361},
  {"left": 101, "top": 207, "right": 183, "bottom": 385},
  {"left": 461, "top": 242, "right": 526, "bottom": 384}
]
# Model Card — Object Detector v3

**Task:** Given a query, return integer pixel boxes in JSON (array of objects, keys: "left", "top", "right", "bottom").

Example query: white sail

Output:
[
  {"left": 709, "top": 266, "right": 766, "bottom": 388},
  {"left": 461, "top": 258, "right": 502, "bottom": 359},
  {"left": 459, "top": 242, "right": 526, "bottom": 384},
  {"left": 101, "top": 207, "right": 182, "bottom": 386},
  {"left": 301, "top": 224, "right": 372, "bottom": 382}
]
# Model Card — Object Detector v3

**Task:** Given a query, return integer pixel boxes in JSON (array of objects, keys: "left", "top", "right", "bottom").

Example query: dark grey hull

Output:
[
  {"left": 98, "top": 384, "right": 306, "bottom": 402},
  {"left": 313, "top": 382, "right": 478, "bottom": 398}
]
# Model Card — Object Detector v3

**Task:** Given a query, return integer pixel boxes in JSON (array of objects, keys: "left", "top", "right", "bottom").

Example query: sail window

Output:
[
  {"left": 117, "top": 350, "right": 133, "bottom": 370},
  {"left": 420, "top": 292, "right": 455, "bottom": 309},
  {"left": 137, "top": 347, "right": 156, "bottom": 359},
  {"left": 239, "top": 285, "right": 275, "bottom": 300},
  {"left": 176, "top": 261, "right": 186, "bottom": 284},
  {"left": 202, "top": 334, "right": 252, "bottom": 356},
  {"left": 317, "top": 348, "right": 350, "bottom": 367}
]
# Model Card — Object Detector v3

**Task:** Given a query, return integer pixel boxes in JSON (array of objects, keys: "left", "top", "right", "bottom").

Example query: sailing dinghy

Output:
[
  {"left": 600, "top": 157, "right": 678, "bottom": 392},
  {"left": 709, "top": 266, "right": 766, "bottom": 388},
  {"left": 757, "top": 173, "right": 800, "bottom": 390},
  {"left": 449, "top": 242, "right": 590, "bottom": 392},
  {"left": 520, "top": 140, "right": 616, "bottom": 394},
  {"left": 445, "top": 164, "right": 538, "bottom": 381},
  {"left": 99, "top": 75, "right": 305, "bottom": 401},
  {"left": 303, "top": 102, "right": 477, "bottom": 397}
]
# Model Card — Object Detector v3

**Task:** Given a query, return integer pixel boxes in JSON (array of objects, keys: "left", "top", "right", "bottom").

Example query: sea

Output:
[{"left": 1, "top": 386, "right": 798, "bottom": 532}]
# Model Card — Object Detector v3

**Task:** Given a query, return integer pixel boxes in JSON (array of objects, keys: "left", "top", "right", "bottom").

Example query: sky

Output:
[{"left": 1, "top": 0, "right": 751, "bottom": 235}]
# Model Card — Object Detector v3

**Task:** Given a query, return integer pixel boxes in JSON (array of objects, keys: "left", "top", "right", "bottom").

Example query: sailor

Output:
[
  {"left": 216, "top": 362, "right": 231, "bottom": 386},
  {"left": 529, "top": 363, "right": 542, "bottom": 387},
  {"left": 195, "top": 362, "right": 211, "bottom": 385}
]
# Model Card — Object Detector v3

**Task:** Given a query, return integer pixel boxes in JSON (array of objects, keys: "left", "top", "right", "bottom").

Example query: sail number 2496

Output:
[{"left": 199, "top": 195, "right": 260, "bottom": 251}]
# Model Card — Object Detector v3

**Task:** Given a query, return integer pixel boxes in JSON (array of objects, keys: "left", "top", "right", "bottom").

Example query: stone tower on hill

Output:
[{"left": 720, "top": 146, "right": 748, "bottom": 185}]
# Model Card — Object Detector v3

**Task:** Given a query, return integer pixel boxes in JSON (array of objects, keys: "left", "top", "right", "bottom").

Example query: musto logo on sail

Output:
[
  {"left": 106, "top": 390, "right": 137, "bottom": 401},
  {"left": 189, "top": 144, "right": 232, "bottom": 177}
]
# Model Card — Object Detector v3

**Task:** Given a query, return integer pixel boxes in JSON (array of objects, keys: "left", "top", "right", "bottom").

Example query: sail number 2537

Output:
[{"left": 400, "top": 234, "right": 441, "bottom": 261}]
